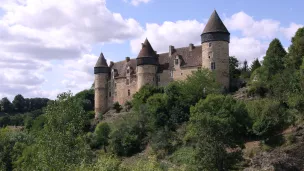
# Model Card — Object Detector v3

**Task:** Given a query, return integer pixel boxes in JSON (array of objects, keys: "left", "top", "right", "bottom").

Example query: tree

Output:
[
  {"left": 250, "top": 58, "right": 261, "bottom": 72},
  {"left": 286, "top": 27, "right": 304, "bottom": 69},
  {"left": 12, "top": 94, "right": 26, "bottom": 113},
  {"left": 0, "top": 98, "right": 13, "bottom": 113},
  {"left": 112, "top": 102, "right": 122, "bottom": 113},
  {"left": 187, "top": 94, "right": 249, "bottom": 170},
  {"left": 16, "top": 92, "right": 91, "bottom": 170},
  {"left": 229, "top": 56, "right": 241, "bottom": 80},
  {"left": 263, "top": 38, "right": 287, "bottom": 76},
  {"left": 94, "top": 122, "right": 111, "bottom": 152}
]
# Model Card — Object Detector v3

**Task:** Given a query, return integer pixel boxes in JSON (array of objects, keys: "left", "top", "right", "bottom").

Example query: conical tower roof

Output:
[
  {"left": 95, "top": 52, "right": 108, "bottom": 67},
  {"left": 137, "top": 38, "right": 156, "bottom": 58},
  {"left": 203, "top": 10, "right": 229, "bottom": 34}
]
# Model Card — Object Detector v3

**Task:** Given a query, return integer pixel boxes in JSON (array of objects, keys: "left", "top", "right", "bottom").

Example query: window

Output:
[
  {"left": 211, "top": 62, "right": 216, "bottom": 70},
  {"left": 181, "top": 72, "right": 183, "bottom": 75},
  {"left": 128, "top": 90, "right": 130, "bottom": 96},
  {"left": 209, "top": 43, "right": 212, "bottom": 47},
  {"left": 126, "top": 78, "right": 129, "bottom": 85},
  {"left": 109, "top": 91, "right": 111, "bottom": 97},
  {"left": 170, "top": 71, "right": 173, "bottom": 78},
  {"left": 175, "top": 59, "right": 179, "bottom": 65},
  {"left": 114, "top": 83, "right": 116, "bottom": 88},
  {"left": 127, "top": 69, "right": 129, "bottom": 74}
]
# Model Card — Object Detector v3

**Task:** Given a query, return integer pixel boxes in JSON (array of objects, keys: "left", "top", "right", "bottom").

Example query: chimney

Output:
[
  {"left": 126, "top": 57, "right": 130, "bottom": 62},
  {"left": 110, "top": 61, "right": 114, "bottom": 67},
  {"left": 189, "top": 43, "right": 194, "bottom": 51},
  {"left": 169, "top": 45, "right": 175, "bottom": 56}
]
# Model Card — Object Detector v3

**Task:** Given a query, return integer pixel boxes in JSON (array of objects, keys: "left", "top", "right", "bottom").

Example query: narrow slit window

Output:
[
  {"left": 128, "top": 90, "right": 130, "bottom": 96},
  {"left": 211, "top": 62, "right": 216, "bottom": 70}
]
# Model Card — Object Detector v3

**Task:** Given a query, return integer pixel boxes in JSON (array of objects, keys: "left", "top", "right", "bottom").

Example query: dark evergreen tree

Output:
[
  {"left": 0, "top": 98, "right": 13, "bottom": 113},
  {"left": 286, "top": 27, "right": 304, "bottom": 69},
  {"left": 263, "top": 38, "right": 287, "bottom": 77},
  {"left": 12, "top": 94, "right": 26, "bottom": 113},
  {"left": 250, "top": 58, "right": 261, "bottom": 72}
]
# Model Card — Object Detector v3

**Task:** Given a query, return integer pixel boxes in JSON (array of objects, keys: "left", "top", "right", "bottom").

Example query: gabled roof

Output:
[
  {"left": 202, "top": 10, "right": 229, "bottom": 34},
  {"left": 95, "top": 52, "right": 108, "bottom": 67},
  {"left": 137, "top": 38, "right": 156, "bottom": 58},
  {"left": 111, "top": 45, "right": 202, "bottom": 78}
]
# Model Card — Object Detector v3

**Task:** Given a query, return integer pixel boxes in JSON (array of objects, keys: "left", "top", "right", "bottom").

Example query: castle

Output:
[{"left": 94, "top": 10, "right": 230, "bottom": 117}]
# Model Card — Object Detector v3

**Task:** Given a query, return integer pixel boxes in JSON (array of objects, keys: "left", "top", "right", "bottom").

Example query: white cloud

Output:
[
  {"left": 0, "top": 0, "right": 143, "bottom": 99},
  {"left": 230, "top": 36, "right": 268, "bottom": 63},
  {"left": 124, "top": 0, "right": 151, "bottom": 6},
  {"left": 280, "top": 23, "right": 303, "bottom": 40},
  {"left": 224, "top": 11, "right": 280, "bottom": 39},
  {"left": 130, "top": 20, "right": 204, "bottom": 54}
]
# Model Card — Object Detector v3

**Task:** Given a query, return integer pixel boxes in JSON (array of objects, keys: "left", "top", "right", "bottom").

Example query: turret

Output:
[
  {"left": 94, "top": 52, "right": 110, "bottom": 118},
  {"left": 201, "top": 10, "right": 230, "bottom": 90},
  {"left": 136, "top": 38, "right": 158, "bottom": 90}
]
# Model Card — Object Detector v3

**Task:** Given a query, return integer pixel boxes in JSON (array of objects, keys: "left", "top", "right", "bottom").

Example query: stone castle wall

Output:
[
  {"left": 136, "top": 65, "right": 157, "bottom": 91},
  {"left": 94, "top": 74, "right": 108, "bottom": 118},
  {"left": 202, "top": 41, "right": 229, "bottom": 89}
]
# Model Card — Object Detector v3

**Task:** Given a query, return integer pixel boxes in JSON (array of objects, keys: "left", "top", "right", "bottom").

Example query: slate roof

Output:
[
  {"left": 137, "top": 38, "right": 157, "bottom": 58},
  {"left": 110, "top": 45, "right": 202, "bottom": 78},
  {"left": 95, "top": 53, "right": 108, "bottom": 67},
  {"left": 202, "top": 10, "right": 229, "bottom": 34}
]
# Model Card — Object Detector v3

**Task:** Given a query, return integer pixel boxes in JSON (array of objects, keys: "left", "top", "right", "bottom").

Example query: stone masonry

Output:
[{"left": 94, "top": 10, "right": 230, "bottom": 117}]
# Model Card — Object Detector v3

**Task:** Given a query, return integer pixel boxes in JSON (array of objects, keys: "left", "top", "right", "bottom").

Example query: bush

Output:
[
  {"left": 247, "top": 99, "right": 286, "bottom": 137},
  {"left": 112, "top": 102, "right": 122, "bottom": 113},
  {"left": 124, "top": 101, "right": 132, "bottom": 112},
  {"left": 94, "top": 122, "right": 111, "bottom": 151}
]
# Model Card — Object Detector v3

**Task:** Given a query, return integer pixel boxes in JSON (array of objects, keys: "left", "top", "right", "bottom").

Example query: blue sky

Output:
[{"left": 0, "top": 0, "right": 303, "bottom": 99}]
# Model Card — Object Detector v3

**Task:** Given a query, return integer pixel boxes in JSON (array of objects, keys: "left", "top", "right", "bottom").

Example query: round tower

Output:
[
  {"left": 201, "top": 10, "right": 230, "bottom": 90},
  {"left": 94, "top": 52, "right": 110, "bottom": 118},
  {"left": 136, "top": 38, "right": 158, "bottom": 91}
]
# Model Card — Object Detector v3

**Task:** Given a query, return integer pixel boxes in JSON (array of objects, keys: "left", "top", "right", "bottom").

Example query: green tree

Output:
[
  {"left": 250, "top": 58, "right": 261, "bottom": 72},
  {"left": 229, "top": 56, "right": 241, "bottom": 80},
  {"left": 12, "top": 94, "right": 26, "bottom": 113},
  {"left": 16, "top": 92, "right": 91, "bottom": 170},
  {"left": 286, "top": 27, "right": 304, "bottom": 69},
  {"left": 263, "top": 38, "right": 287, "bottom": 77},
  {"left": 95, "top": 122, "right": 111, "bottom": 152},
  {"left": 246, "top": 99, "right": 285, "bottom": 137},
  {"left": 187, "top": 94, "right": 249, "bottom": 170},
  {"left": 0, "top": 98, "right": 13, "bottom": 113}
]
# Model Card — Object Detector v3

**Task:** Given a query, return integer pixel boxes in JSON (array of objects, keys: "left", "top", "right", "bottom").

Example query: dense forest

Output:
[{"left": 0, "top": 27, "right": 304, "bottom": 171}]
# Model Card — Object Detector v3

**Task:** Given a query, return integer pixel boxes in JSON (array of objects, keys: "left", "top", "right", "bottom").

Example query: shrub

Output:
[
  {"left": 94, "top": 122, "right": 111, "bottom": 152},
  {"left": 247, "top": 99, "right": 285, "bottom": 137},
  {"left": 124, "top": 101, "right": 132, "bottom": 112},
  {"left": 112, "top": 102, "right": 122, "bottom": 113}
]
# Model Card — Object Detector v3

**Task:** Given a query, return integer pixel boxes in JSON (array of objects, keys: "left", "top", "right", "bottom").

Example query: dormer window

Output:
[
  {"left": 211, "top": 62, "right": 216, "bottom": 70},
  {"left": 111, "top": 69, "right": 115, "bottom": 79}
]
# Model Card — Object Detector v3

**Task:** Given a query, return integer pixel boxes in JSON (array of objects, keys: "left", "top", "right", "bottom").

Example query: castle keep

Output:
[{"left": 94, "top": 10, "right": 230, "bottom": 117}]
